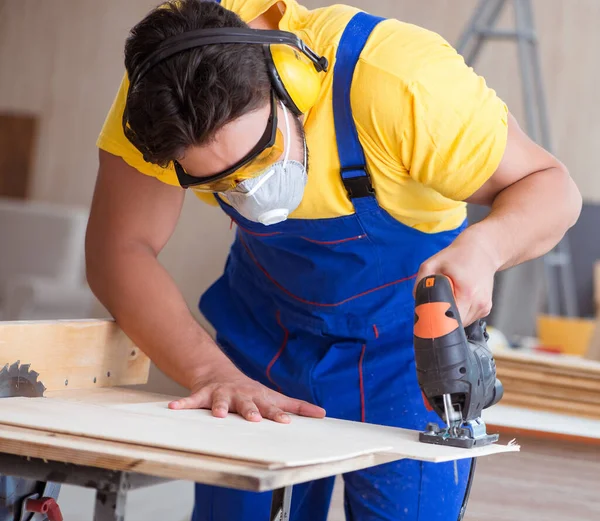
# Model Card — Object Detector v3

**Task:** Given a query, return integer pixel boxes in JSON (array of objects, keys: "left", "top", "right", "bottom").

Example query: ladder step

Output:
[
  {"left": 544, "top": 252, "right": 572, "bottom": 265},
  {"left": 473, "top": 28, "right": 536, "bottom": 41}
]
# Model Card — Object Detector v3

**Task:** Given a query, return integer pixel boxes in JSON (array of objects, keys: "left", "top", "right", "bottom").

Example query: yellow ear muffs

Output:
[{"left": 265, "top": 44, "right": 322, "bottom": 116}]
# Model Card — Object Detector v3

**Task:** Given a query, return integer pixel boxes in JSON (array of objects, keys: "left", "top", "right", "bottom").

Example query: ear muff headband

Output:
[{"left": 130, "top": 28, "right": 329, "bottom": 87}]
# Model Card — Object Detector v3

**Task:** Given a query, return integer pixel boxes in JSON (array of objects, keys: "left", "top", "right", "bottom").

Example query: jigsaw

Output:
[
  {"left": 0, "top": 362, "right": 61, "bottom": 521},
  {"left": 413, "top": 274, "right": 504, "bottom": 449}
]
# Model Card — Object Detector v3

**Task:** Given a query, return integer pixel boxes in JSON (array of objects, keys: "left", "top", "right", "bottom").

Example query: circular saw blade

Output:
[
  {"left": 0, "top": 361, "right": 45, "bottom": 398},
  {"left": 0, "top": 361, "right": 52, "bottom": 520}
]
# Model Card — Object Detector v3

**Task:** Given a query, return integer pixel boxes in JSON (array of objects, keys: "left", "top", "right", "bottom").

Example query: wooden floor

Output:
[
  {"left": 463, "top": 435, "right": 600, "bottom": 521},
  {"left": 328, "top": 434, "right": 600, "bottom": 521}
]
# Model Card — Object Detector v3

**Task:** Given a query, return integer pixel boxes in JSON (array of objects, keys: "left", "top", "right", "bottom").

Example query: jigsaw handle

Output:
[{"left": 413, "top": 274, "right": 503, "bottom": 421}]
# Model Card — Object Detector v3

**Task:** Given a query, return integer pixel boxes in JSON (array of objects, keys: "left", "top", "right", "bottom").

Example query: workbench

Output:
[{"left": 0, "top": 320, "right": 518, "bottom": 521}]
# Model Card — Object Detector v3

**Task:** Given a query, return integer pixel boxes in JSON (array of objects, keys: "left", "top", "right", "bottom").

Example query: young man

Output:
[{"left": 87, "top": 0, "right": 581, "bottom": 519}]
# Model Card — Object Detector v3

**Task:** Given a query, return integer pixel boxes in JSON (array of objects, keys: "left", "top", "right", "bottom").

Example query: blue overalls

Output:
[{"left": 192, "top": 12, "right": 472, "bottom": 521}]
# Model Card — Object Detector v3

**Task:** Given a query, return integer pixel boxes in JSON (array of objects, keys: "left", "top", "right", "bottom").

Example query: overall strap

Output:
[{"left": 333, "top": 11, "right": 385, "bottom": 211}]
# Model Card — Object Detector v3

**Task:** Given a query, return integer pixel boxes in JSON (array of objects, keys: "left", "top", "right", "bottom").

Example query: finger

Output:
[
  {"left": 168, "top": 388, "right": 211, "bottom": 410},
  {"left": 278, "top": 397, "right": 326, "bottom": 419},
  {"left": 233, "top": 395, "right": 263, "bottom": 422},
  {"left": 211, "top": 392, "right": 232, "bottom": 419},
  {"left": 256, "top": 400, "right": 291, "bottom": 424},
  {"left": 456, "top": 298, "right": 473, "bottom": 326},
  {"left": 413, "top": 261, "right": 438, "bottom": 296}
]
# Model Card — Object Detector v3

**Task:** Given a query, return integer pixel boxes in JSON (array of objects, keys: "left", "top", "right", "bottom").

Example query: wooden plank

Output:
[
  {"left": 0, "top": 422, "right": 402, "bottom": 492},
  {"left": 501, "top": 392, "right": 600, "bottom": 420},
  {"left": 0, "top": 397, "right": 518, "bottom": 469},
  {"left": 499, "top": 377, "right": 600, "bottom": 405},
  {"left": 496, "top": 367, "right": 600, "bottom": 393},
  {"left": 483, "top": 404, "right": 600, "bottom": 445},
  {"left": 495, "top": 349, "right": 600, "bottom": 375},
  {"left": 586, "top": 263, "right": 600, "bottom": 362},
  {"left": 0, "top": 319, "right": 150, "bottom": 391},
  {"left": 594, "top": 261, "right": 600, "bottom": 317}
]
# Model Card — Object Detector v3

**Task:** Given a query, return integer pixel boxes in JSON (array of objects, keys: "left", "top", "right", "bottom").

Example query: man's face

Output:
[{"left": 177, "top": 99, "right": 306, "bottom": 187}]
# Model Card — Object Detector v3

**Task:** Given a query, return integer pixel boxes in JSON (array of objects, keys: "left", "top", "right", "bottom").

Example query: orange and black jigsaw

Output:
[{"left": 413, "top": 274, "right": 504, "bottom": 449}]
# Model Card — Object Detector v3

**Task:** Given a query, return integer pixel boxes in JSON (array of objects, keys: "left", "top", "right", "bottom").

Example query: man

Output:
[{"left": 86, "top": 0, "right": 581, "bottom": 520}]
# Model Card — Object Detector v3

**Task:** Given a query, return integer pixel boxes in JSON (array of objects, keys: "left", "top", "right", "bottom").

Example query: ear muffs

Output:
[{"left": 265, "top": 44, "right": 322, "bottom": 116}]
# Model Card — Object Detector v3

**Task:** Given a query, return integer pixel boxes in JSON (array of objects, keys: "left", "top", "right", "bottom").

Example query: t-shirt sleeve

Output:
[
  {"left": 357, "top": 21, "right": 509, "bottom": 201},
  {"left": 96, "top": 72, "right": 219, "bottom": 206}
]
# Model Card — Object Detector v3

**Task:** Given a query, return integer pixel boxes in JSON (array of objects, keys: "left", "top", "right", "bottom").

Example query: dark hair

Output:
[{"left": 123, "top": 0, "right": 271, "bottom": 167}]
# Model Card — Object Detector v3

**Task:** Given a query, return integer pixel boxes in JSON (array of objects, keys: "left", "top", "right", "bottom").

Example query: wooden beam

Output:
[{"left": 0, "top": 319, "right": 150, "bottom": 391}]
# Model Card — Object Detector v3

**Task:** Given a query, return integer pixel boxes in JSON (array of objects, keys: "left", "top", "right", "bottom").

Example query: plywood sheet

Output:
[
  {"left": 495, "top": 348, "right": 600, "bottom": 375},
  {"left": 483, "top": 404, "right": 600, "bottom": 441},
  {"left": 0, "top": 319, "right": 150, "bottom": 390},
  {"left": 0, "top": 423, "right": 401, "bottom": 491},
  {"left": 0, "top": 397, "right": 518, "bottom": 469}
]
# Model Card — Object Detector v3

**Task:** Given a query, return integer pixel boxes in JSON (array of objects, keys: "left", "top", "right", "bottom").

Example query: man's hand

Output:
[
  {"left": 169, "top": 365, "right": 326, "bottom": 424},
  {"left": 415, "top": 226, "right": 500, "bottom": 326}
]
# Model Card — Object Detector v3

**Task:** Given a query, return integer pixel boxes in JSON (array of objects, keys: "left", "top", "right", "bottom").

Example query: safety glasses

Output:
[{"left": 174, "top": 91, "right": 284, "bottom": 191}]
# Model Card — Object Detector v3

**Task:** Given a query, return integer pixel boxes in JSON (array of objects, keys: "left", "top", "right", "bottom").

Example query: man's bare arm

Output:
[
  {"left": 465, "top": 112, "right": 582, "bottom": 271},
  {"left": 86, "top": 150, "right": 223, "bottom": 390},
  {"left": 417, "top": 112, "right": 582, "bottom": 324},
  {"left": 86, "top": 150, "right": 325, "bottom": 421}
]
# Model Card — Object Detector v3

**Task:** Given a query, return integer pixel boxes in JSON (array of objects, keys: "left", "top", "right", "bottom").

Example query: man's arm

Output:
[
  {"left": 86, "top": 150, "right": 325, "bottom": 421},
  {"left": 465, "top": 111, "right": 581, "bottom": 269},
  {"left": 416, "top": 112, "right": 582, "bottom": 323}
]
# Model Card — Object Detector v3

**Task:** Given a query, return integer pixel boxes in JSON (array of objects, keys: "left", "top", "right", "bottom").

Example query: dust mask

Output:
[{"left": 224, "top": 101, "right": 307, "bottom": 226}]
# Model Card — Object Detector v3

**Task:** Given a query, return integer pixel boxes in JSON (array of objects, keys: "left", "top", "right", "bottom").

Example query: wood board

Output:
[
  {"left": 0, "top": 319, "right": 150, "bottom": 390},
  {"left": 0, "top": 397, "right": 518, "bottom": 469},
  {"left": 493, "top": 348, "right": 600, "bottom": 420},
  {"left": 0, "top": 389, "right": 403, "bottom": 491},
  {"left": 0, "top": 422, "right": 399, "bottom": 492},
  {"left": 483, "top": 404, "right": 600, "bottom": 442},
  {"left": 494, "top": 348, "right": 600, "bottom": 375}
]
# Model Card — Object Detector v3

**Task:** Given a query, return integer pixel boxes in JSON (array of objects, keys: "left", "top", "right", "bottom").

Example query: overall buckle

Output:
[{"left": 341, "top": 166, "right": 375, "bottom": 199}]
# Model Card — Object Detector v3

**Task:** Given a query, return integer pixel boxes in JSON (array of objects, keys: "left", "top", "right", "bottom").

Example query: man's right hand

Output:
[{"left": 168, "top": 366, "right": 326, "bottom": 423}]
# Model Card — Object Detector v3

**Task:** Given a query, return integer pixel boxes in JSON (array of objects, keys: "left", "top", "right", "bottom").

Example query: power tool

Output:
[
  {"left": 0, "top": 362, "right": 61, "bottom": 521},
  {"left": 413, "top": 274, "right": 504, "bottom": 449}
]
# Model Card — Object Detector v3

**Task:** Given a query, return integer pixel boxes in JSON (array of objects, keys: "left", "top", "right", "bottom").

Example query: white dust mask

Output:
[{"left": 224, "top": 101, "right": 307, "bottom": 226}]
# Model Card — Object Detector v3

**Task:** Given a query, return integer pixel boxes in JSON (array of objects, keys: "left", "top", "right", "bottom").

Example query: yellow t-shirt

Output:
[{"left": 97, "top": 0, "right": 508, "bottom": 233}]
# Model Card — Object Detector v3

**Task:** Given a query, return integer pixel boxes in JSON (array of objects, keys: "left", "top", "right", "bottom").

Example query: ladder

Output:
[{"left": 456, "top": 0, "right": 579, "bottom": 318}]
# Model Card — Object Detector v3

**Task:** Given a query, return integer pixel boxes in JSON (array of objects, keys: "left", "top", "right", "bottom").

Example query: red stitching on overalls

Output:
[
  {"left": 239, "top": 235, "right": 417, "bottom": 307},
  {"left": 359, "top": 344, "right": 366, "bottom": 423},
  {"left": 298, "top": 234, "right": 367, "bottom": 245},
  {"left": 372, "top": 325, "right": 379, "bottom": 339},
  {"left": 265, "top": 310, "right": 288, "bottom": 392},
  {"left": 235, "top": 221, "right": 366, "bottom": 244},
  {"left": 235, "top": 221, "right": 282, "bottom": 237}
]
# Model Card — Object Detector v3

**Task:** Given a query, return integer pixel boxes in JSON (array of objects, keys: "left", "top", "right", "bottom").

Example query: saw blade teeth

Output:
[
  {"left": 0, "top": 361, "right": 46, "bottom": 397},
  {"left": 36, "top": 382, "right": 46, "bottom": 396}
]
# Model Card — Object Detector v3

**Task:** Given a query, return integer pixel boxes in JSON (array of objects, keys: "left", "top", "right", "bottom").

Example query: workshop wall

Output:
[
  {"left": 1, "top": 0, "right": 598, "bottom": 207},
  {"left": 0, "top": 0, "right": 596, "bottom": 392}
]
